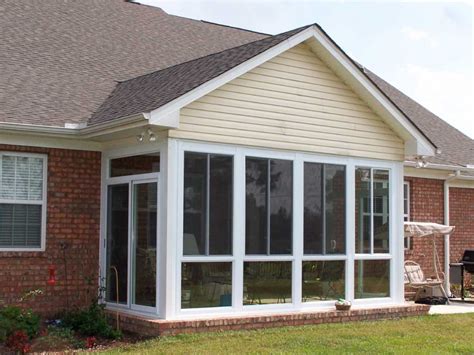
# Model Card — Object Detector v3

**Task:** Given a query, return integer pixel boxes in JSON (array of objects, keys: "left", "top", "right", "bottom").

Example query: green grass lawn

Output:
[{"left": 101, "top": 314, "right": 474, "bottom": 354}]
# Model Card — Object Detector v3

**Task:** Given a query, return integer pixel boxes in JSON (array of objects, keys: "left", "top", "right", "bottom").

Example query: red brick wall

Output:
[
  {"left": 449, "top": 187, "right": 474, "bottom": 263},
  {"left": 0, "top": 145, "right": 101, "bottom": 316},
  {"left": 404, "top": 177, "right": 474, "bottom": 284}
]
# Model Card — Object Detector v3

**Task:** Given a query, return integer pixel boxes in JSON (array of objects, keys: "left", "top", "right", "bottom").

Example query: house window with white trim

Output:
[
  {"left": 302, "top": 162, "right": 346, "bottom": 302},
  {"left": 181, "top": 152, "right": 233, "bottom": 309},
  {"left": 354, "top": 167, "right": 390, "bottom": 299},
  {"left": 0, "top": 153, "right": 47, "bottom": 250},
  {"left": 244, "top": 157, "right": 293, "bottom": 305},
  {"left": 403, "top": 182, "right": 411, "bottom": 249}
]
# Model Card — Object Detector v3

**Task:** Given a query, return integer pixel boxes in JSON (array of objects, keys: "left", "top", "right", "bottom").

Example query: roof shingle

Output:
[
  {"left": 0, "top": 0, "right": 266, "bottom": 127},
  {"left": 1, "top": 0, "right": 472, "bottom": 167},
  {"left": 89, "top": 25, "right": 310, "bottom": 125}
]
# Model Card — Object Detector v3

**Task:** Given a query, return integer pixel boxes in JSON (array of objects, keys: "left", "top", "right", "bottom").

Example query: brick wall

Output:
[
  {"left": 404, "top": 177, "right": 474, "bottom": 285},
  {"left": 0, "top": 145, "right": 101, "bottom": 316},
  {"left": 449, "top": 187, "right": 474, "bottom": 264},
  {"left": 108, "top": 304, "right": 430, "bottom": 336}
]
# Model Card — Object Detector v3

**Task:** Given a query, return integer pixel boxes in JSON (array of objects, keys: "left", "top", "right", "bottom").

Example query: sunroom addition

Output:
[{"left": 101, "top": 140, "right": 404, "bottom": 319}]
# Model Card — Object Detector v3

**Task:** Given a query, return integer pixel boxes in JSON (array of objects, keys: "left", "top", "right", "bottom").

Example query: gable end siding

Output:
[{"left": 169, "top": 44, "right": 405, "bottom": 160}]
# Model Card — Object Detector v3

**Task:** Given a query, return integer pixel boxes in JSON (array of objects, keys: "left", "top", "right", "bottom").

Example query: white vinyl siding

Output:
[
  {"left": 0, "top": 153, "right": 47, "bottom": 251},
  {"left": 170, "top": 44, "right": 404, "bottom": 161}
]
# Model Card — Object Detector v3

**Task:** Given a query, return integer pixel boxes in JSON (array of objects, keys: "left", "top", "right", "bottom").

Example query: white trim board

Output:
[{"left": 147, "top": 25, "right": 436, "bottom": 158}]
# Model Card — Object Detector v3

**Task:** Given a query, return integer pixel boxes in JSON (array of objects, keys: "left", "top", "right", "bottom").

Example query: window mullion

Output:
[
  {"left": 266, "top": 159, "right": 271, "bottom": 256},
  {"left": 370, "top": 168, "right": 374, "bottom": 255},
  {"left": 205, "top": 154, "right": 210, "bottom": 256},
  {"left": 322, "top": 165, "right": 326, "bottom": 255}
]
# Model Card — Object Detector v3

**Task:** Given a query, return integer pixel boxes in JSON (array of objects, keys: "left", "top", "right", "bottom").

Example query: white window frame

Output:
[
  {"left": 0, "top": 151, "right": 48, "bottom": 252},
  {"left": 403, "top": 181, "right": 411, "bottom": 250},
  {"left": 354, "top": 167, "right": 393, "bottom": 301},
  {"left": 356, "top": 168, "right": 392, "bottom": 256},
  {"left": 173, "top": 140, "right": 402, "bottom": 319}
]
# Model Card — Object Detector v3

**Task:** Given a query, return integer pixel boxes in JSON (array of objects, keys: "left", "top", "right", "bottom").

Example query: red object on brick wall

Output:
[
  {"left": 47, "top": 264, "right": 57, "bottom": 286},
  {"left": 0, "top": 145, "right": 101, "bottom": 316},
  {"left": 405, "top": 177, "right": 474, "bottom": 284}
]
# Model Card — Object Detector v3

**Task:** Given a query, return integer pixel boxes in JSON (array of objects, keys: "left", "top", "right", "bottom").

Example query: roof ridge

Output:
[
  {"left": 200, "top": 20, "right": 271, "bottom": 36},
  {"left": 117, "top": 24, "right": 313, "bottom": 85}
]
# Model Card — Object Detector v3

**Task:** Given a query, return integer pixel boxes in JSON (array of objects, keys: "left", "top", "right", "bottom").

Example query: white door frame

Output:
[
  {"left": 103, "top": 173, "right": 159, "bottom": 315},
  {"left": 100, "top": 136, "right": 162, "bottom": 314}
]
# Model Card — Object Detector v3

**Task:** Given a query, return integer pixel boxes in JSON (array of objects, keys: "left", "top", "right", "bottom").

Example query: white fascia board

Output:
[
  {"left": 146, "top": 26, "right": 317, "bottom": 120},
  {"left": 146, "top": 109, "right": 180, "bottom": 129},
  {"left": 404, "top": 160, "right": 474, "bottom": 173},
  {"left": 305, "top": 30, "right": 436, "bottom": 157}
]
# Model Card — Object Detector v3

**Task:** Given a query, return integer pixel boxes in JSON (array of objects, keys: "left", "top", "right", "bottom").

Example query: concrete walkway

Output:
[{"left": 429, "top": 301, "right": 474, "bottom": 314}]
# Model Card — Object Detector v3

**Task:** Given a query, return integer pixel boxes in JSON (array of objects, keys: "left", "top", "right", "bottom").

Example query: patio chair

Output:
[{"left": 404, "top": 260, "right": 449, "bottom": 302}]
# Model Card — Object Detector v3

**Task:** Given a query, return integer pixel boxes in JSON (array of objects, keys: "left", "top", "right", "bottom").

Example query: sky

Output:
[{"left": 141, "top": 0, "right": 473, "bottom": 139}]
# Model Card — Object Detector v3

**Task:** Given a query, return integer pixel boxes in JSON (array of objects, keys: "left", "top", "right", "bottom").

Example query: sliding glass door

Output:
[
  {"left": 105, "top": 176, "right": 158, "bottom": 312},
  {"left": 106, "top": 184, "right": 129, "bottom": 305},
  {"left": 131, "top": 181, "right": 157, "bottom": 309}
]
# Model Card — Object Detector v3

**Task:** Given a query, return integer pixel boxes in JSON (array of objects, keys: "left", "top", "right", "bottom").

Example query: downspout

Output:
[{"left": 444, "top": 170, "right": 460, "bottom": 296}]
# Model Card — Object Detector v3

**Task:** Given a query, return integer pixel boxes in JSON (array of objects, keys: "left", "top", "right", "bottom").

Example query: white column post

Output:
[
  {"left": 292, "top": 157, "right": 304, "bottom": 307},
  {"left": 345, "top": 161, "right": 355, "bottom": 302},
  {"left": 392, "top": 163, "right": 405, "bottom": 304},
  {"left": 232, "top": 150, "right": 245, "bottom": 311},
  {"left": 160, "top": 138, "right": 179, "bottom": 319}
]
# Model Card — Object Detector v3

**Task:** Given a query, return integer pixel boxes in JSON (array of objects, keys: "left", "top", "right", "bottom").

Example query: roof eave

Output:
[{"left": 0, "top": 113, "right": 148, "bottom": 139}]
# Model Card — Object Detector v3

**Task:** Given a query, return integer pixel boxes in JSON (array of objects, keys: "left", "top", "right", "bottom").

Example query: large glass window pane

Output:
[
  {"left": 354, "top": 260, "right": 390, "bottom": 298},
  {"left": 183, "top": 153, "right": 207, "bottom": 255},
  {"left": 110, "top": 153, "right": 160, "bottom": 177},
  {"left": 132, "top": 182, "right": 157, "bottom": 307},
  {"left": 245, "top": 158, "right": 268, "bottom": 254},
  {"left": 355, "top": 168, "right": 371, "bottom": 253},
  {"left": 325, "top": 165, "right": 346, "bottom": 254},
  {"left": 209, "top": 156, "right": 233, "bottom": 255},
  {"left": 106, "top": 184, "right": 129, "bottom": 304},
  {"left": 243, "top": 262, "right": 292, "bottom": 305},
  {"left": 304, "top": 163, "right": 345, "bottom": 255},
  {"left": 181, "top": 262, "right": 232, "bottom": 308},
  {"left": 270, "top": 160, "right": 292, "bottom": 254},
  {"left": 303, "top": 163, "right": 323, "bottom": 254},
  {"left": 183, "top": 153, "right": 233, "bottom": 256},
  {"left": 302, "top": 261, "right": 345, "bottom": 302},
  {"left": 373, "top": 170, "right": 389, "bottom": 253},
  {"left": 246, "top": 158, "right": 292, "bottom": 255}
]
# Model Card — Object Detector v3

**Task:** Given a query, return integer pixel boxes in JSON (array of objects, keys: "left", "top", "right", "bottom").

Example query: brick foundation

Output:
[
  {"left": 0, "top": 145, "right": 101, "bottom": 316},
  {"left": 107, "top": 304, "right": 430, "bottom": 336}
]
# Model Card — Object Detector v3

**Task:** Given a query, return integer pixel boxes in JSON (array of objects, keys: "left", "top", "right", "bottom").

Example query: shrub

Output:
[
  {"left": 5, "top": 330, "right": 31, "bottom": 354},
  {"left": 0, "top": 306, "right": 40, "bottom": 343},
  {"left": 62, "top": 302, "right": 121, "bottom": 339}
]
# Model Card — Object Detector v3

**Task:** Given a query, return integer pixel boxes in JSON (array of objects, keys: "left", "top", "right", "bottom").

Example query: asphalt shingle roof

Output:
[
  {"left": 1, "top": 0, "right": 472, "bottom": 167},
  {"left": 89, "top": 25, "right": 310, "bottom": 125},
  {"left": 0, "top": 0, "right": 266, "bottom": 127}
]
